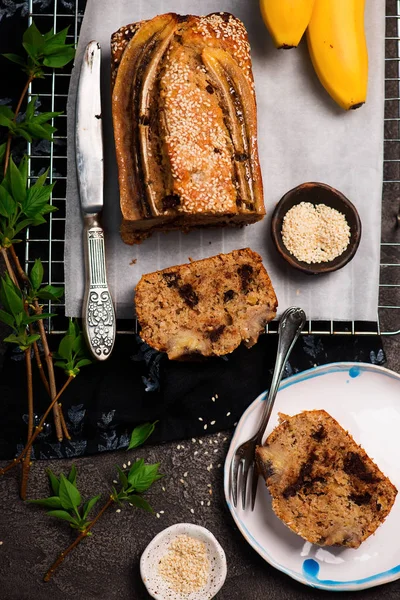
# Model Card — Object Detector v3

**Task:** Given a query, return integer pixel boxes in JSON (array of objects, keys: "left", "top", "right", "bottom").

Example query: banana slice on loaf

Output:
[{"left": 256, "top": 410, "right": 397, "bottom": 548}]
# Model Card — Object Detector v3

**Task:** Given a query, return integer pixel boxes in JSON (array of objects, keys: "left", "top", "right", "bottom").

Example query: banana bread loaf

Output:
[
  {"left": 135, "top": 248, "right": 277, "bottom": 359},
  {"left": 256, "top": 410, "right": 397, "bottom": 548},
  {"left": 111, "top": 12, "right": 265, "bottom": 244}
]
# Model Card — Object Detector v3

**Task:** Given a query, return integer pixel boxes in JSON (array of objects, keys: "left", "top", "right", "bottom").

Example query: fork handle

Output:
[{"left": 255, "top": 307, "right": 306, "bottom": 443}]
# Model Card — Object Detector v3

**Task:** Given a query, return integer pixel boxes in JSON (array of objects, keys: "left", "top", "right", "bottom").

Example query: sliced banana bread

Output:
[
  {"left": 135, "top": 248, "right": 277, "bottom": 359},
  {"left": 256, "top": 410, "right": 397, "bottom": 548}
]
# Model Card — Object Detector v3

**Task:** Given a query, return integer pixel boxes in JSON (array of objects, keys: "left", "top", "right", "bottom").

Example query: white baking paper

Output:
[{"left": 65, "top": 0, "right": 385, "bottom": 321}]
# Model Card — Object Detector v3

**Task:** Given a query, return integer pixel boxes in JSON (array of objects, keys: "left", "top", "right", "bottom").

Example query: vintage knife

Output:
[{"left": 76, "top": 41, "right": 116, "bottom": 360}]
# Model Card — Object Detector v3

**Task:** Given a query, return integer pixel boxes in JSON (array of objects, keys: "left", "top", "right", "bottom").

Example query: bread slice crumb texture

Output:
[
  {"left": 255, "top": 410, "right": 397, "bottom": 549},
  {"left": 135, "top": 248, "right": 277, "bottom": 359}
]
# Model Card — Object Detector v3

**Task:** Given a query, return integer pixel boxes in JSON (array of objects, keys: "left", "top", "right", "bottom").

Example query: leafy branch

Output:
[
  {"left": 26, "top": 424, "right": 162, "bottom": 581},
  {"left": 0, "top": 20, "right": 79, "bottom": 495}
]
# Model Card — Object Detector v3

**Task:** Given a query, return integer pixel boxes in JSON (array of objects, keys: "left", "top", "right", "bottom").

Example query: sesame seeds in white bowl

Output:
[{"left": 140, "top": 523, "right": 227, "bottom": 600}]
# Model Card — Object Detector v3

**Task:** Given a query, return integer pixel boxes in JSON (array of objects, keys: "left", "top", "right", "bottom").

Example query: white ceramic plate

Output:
[{"left": 224, "top": 362, "right": 400, "bottom": 592}]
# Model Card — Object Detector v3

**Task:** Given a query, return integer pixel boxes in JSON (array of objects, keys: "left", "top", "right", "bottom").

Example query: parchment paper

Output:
[{"left": 65, "top": 0, "right": 385, "bottom": 321}]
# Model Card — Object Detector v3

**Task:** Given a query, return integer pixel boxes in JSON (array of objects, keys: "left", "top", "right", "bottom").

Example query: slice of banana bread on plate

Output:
[
  {"left": 135, "top": 248, "right": 277, "bottom": 360},
  {"left": 256, "top": 410, "right": 397, "bottom": 549}
]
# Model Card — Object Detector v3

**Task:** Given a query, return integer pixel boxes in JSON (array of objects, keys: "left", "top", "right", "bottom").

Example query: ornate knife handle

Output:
[{"left": 82, "top": 214, "right": 116, "bottom": 360}]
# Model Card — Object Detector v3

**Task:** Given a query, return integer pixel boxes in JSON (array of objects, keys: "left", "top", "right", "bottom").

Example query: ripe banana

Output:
[
  {"left": 259, "top": 0, "right": 316, "bottom": 49},
  {"left": 306, "top": 0, "right": 368, "bottom": 110}
]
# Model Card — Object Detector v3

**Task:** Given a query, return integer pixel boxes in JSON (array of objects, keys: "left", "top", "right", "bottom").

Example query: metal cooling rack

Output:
[{"left": 23, "top": 0, "right": 400, "bottom": 336}]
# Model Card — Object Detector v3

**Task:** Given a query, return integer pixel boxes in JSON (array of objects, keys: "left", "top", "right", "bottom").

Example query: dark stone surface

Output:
[{"left": 0, "top": 1, "right": 399, "bottom": 598}]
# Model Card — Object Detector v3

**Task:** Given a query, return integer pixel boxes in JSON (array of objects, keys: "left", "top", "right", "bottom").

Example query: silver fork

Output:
[{"left": 230, "top": 306, "right": 306, "bottom": 511}]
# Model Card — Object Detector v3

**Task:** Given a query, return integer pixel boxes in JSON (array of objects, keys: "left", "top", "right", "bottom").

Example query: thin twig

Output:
[
  {"left": 8, "top": 245, "right": 30, "bottom": 284},
  {"left": 44, "top": 496, "right": 115, "bottom": 582},
  {"left": 30, "top": 327, "right": 50, "bottom": 397},
  {"left": 3, "top": 76, "right": 34, "bottom": 175},
  {"left": 8, "top": 246, "right": 64, "bottom": 441},
  {"left": 33, "top": 300, "right": 63, "bottom": 442},
  {"left": 0, "top": 376, "right": 74, "bottom": 476},
  {"left": 0, "top": 248, "right": 18, "bottom": 285},
  {"left": 20, "top": 347, "right": 34, "bottom": 500},
  {"left": 58, "top": 403, "right": 71, "bottom": 441}
]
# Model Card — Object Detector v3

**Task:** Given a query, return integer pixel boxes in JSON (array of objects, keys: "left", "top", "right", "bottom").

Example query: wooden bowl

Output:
[{"left": 271, "top": 182, "right": 362, "bottom": 275}]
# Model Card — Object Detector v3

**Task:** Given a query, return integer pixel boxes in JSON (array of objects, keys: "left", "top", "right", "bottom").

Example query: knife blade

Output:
[{"left": 76, "top": 40, "right": 116, "bottom": 360}]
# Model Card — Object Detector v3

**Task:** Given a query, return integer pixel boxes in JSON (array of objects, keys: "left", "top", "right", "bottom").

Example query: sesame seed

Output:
[
  {"left": 116, "top": 509, "right": 121, "bottom": 513},
  {"left": 127, "top": 461, "right": 131, "bottom": 466},
  {"left": 190, "top": 508, "right": 195, "bottom": 514},
  {"left": 158, "top": 534, "right": 209, "bottom": 594},
  {"left": 184, "top": 472, "right": 188, "bottom": 477},
  {"left": 281, "top": 202, "right": 351, "bottom": 263},
  {"left": 207, "top": 501, "right": 211, "bottom": 506},
  {"left": 198, "top": 417, "right": 203, "bottom": 422},
  {"left": 177, "top": 445, "right": 181, "bottom": 449},
  {"left": 180, "top": 479, "right": 185, "bottom": 484},
  {"left": 204, "top": 424, "right": 208, "bottom": 430},
  {"left": 156, "top": 513, "right": 160, "bottom": 518},
  {"left": 113, "top": 480, "right": 118, "bottom": 484},
  {"left": 192, "top": 438, "right": 196, "bottom": 443},
  {"left": 226, "top": 412, "right": 231, "bottom": 416},
  {"left": 194, "top": 451, "right": 198, "bottom": 455},
  {"left": 211, "top": 420, "right": 216, "bottom": 425}
]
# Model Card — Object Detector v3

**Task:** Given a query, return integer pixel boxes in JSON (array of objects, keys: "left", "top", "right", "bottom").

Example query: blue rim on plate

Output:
[{"left": 224, "top": 362, "right": 400, "bottom": 592}]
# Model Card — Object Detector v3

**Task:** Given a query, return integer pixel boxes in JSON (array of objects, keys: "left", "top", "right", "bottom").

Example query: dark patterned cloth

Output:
[
  {"left": 0, "top": 333, "right": 386, "bottom": 459},
  {"left": 0, "top": 0, "right": 387, "bottom": 460}
]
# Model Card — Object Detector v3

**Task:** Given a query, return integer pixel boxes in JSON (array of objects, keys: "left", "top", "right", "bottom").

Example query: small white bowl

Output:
[{"left": 140, "top": 523, "right": 227, "bottom": 599}]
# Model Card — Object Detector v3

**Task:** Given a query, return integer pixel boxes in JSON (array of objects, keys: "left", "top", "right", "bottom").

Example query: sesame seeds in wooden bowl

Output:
[{"left": 271, "top": 182, "right": 362, "bottom": 275}]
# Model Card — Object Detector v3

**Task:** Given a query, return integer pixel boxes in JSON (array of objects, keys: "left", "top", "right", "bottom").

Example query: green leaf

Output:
[
  {"left": 18, "top": 155, "right": 29, "bottom": 188},
  {"left": 0, "top": 142, "right": 6, "bottom": 164},
  {"left": 0, "top": 185, "right": 16, "bottom": 218},
  {"left": 46, "top": 468, "right": 60, "bottom": 495},
  {"left": 128, "top": 421, "right": 158, "bottom": 450},
  {"left": 71, "top": 333, "right": 84, "bottom": 353},
  {"left": 0, "top": 309, "right": 15, "bottom": 328},
  {"left": 2, "top": 53, "right": 26, "bottom": 67},
  {"left": 46, "top": 510, "right": 80, "bottom": 526},
  {"left": 43, "top": 48, "right": 75, "bottom": 68},
  {"left": 14, "top": 127, "right": 32, "bottom": 143},
  {"left": 26, "top": 333, "right": 41, "bottom": 345},
  {"left": 14, "top": 219, "right": 34, "bottom": 234},
  {"left": 82, "top": 494, "right": 101, "bottom": 521},
  {"left": 36, "top": 284, "right": 64, "bottom": 301},
  {"left": 22, "top": 42, "right": 40, "bottom": 64},
  {"left": 22, "top": 182, "right": 54, "bottom": 218},
  {"left": 31, "top": 111, "right": 62, "bottom": 125},
  {"left": 58, "top": 334, "right": 74, "bottom": 360},
  {"left": 22, "top": 313, "right": 55, "bottom": 325},
  {"left": 125, "top": 494, "right": 153, "bottom": 513},
  {"left": 0, "top": 104, "right": 15, "bottom": 125},
  {"left": 23, "top": 122, "right": 53, "bottom": 141},
  {"left": 42, "top": 27, "right": 69, "bottom": 52},
  {"left": 23, "top": 22, "right": 43, "bottom": 53},
  {"left": 25, "top": 96, "right": 37, "bottom": 120},
  {"left": 127, "top": 462, "right": 163, "bottom": 493},
  {"left": 3, "top": 333, "right": 21, "bottom": 346},
  {"left": 76, "top": 358, "right": 92, "bottom": 368},
  {"left": 116, "top": 466, "right": 128, "bottom": 489},
  {"left": 59, "top": 473, "right": 81, "bottom": 511},
  {"left": 9, "top": 156, "right": 26, "bottom": 205},
  {"left": 67, "top": 465, "right": 77, "bottom": 487},
  {"left": 27, "top": 496, "right": 63, "bottom": 509},
  {"left": 30, "top": 258, "right": 44, "bottom": 290},
  {"left": 0, "top": 274, "right": 24, "bottom": 317}
]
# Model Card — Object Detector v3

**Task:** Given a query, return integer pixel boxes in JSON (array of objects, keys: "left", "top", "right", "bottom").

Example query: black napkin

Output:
[{"left": 0, "top": 333, "right": 385, "bottom": 460}]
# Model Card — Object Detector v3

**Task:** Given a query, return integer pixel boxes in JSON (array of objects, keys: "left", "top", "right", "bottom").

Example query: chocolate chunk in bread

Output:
[
  {"left": 256, "top": 410, "right": 397, "bottom": 548},
  {"left": 135, "top": 248, "right": 277, "bottom": 359}
]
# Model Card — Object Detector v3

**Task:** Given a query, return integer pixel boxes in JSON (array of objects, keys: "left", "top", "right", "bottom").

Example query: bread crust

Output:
[{"left": 111, "top": 13, "right": 265, "bottom": 244}]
